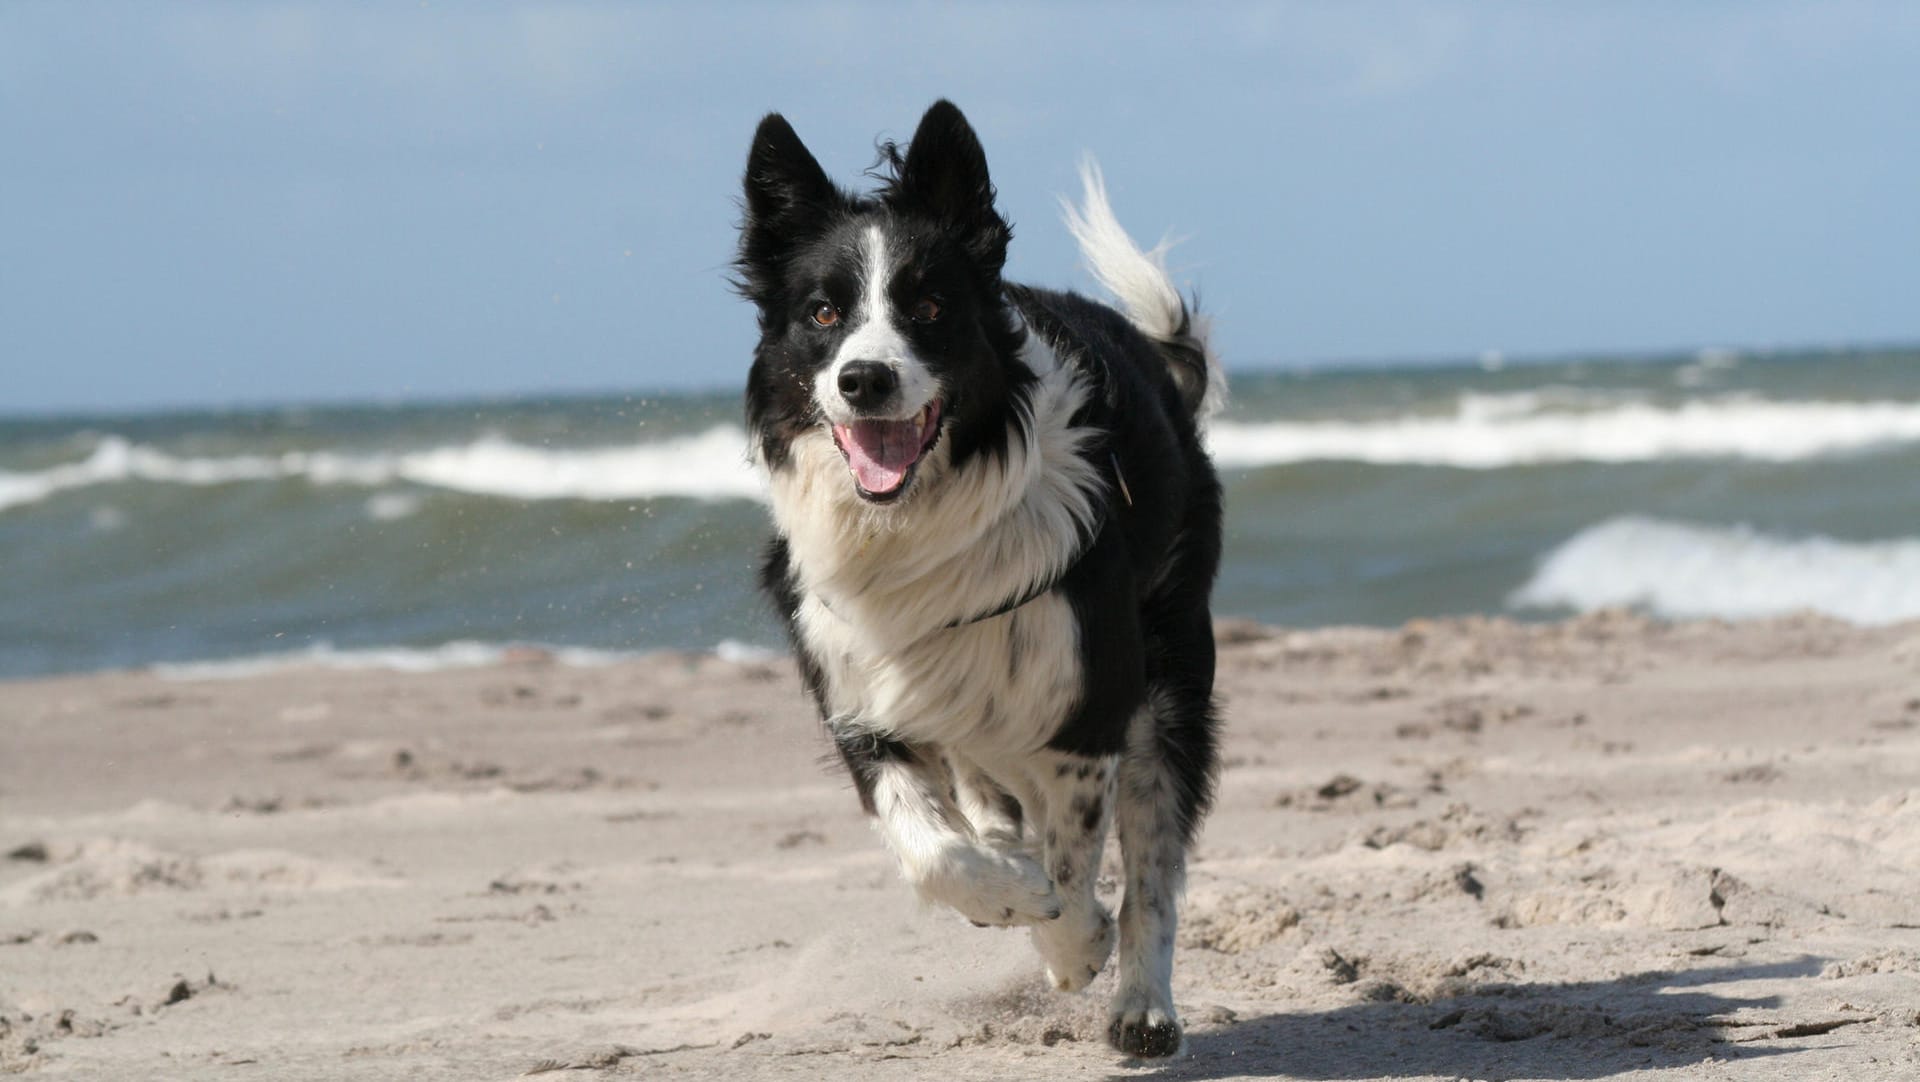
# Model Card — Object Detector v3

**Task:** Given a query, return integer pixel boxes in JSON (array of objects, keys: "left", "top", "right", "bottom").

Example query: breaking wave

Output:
[
  {"left": 148, "top": 637, "right": 784, "bottom": 681},
  {"left": 12, "top": 394, "right": 1920, "bottom": 517},
  {"left": 151, "top": 639, "right": 643, "bottom": 681},
  {"left": 1207, "top": 395, "right": 1920, "bottom": 469},
  {"left": 1510, "top": 516, "right": 1920, "bottom": 625},
  {"left": 0, "top": 426, "right": 764, "bottom": 513},
  {"left": 10, "top": 394, "right": 1920, "bottom": 519}
]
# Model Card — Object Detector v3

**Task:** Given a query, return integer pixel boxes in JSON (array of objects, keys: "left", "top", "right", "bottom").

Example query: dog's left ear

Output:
[{"left": 896, "top": 100, "right": 1011, "bottom": 273}]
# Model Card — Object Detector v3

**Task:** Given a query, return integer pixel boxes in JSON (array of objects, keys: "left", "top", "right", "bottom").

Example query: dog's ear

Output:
[
  {"left": 896, "top": 100, "right": 1011, "bottom": 273},
  {"left": 742, "top": 112, "right": 836, "bottom": 239}
]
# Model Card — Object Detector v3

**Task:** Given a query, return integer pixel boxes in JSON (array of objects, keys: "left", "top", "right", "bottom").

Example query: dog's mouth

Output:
[{"left": 831, "top": 400, "right": 943, "bottom": 503}]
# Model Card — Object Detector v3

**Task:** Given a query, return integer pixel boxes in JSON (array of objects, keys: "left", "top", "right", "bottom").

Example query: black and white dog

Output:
[{"left": 735, "top": 101, "right": 1222, "bottom": 1058}]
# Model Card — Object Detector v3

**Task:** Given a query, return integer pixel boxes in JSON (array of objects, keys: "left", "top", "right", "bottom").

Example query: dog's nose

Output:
[{"left": 837, "top": 361, "right": 899, "bottom": 411}]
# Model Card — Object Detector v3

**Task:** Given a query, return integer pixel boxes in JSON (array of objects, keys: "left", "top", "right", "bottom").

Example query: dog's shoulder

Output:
[{"left": 1007, "top": 284, "right": 1193, "bottom": 438}]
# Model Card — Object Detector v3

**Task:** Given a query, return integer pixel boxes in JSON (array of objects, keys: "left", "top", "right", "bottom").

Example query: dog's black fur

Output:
[{"left": 736, "top": 100, "right": 1222, "bottom": 1057}]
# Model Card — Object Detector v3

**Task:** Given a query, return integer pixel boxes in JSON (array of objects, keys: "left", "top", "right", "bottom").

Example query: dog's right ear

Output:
[{"left": 743, "top": 113, "right": 836, "bottom": 236}]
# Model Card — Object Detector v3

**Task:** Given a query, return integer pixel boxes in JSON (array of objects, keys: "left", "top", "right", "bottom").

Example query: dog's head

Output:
[{"left": 736, "top": 101, "right": 1031, "bottom": 507}]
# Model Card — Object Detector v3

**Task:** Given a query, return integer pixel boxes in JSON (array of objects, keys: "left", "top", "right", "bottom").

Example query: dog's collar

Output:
[{"left": 812, "top": 453, "right": 1130, "bottom": 634}]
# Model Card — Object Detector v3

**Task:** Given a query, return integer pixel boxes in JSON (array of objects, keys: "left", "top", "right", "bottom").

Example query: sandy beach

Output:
[{"left": 4, "top": 612, "right": 1919, "bottom": 1079}]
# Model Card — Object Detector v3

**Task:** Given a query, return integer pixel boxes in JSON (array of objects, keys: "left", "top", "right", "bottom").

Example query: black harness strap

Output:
[
  {"left": 938, "top": 553, "right": 1079, "bottom": 629},
  {"left": 938, "top": 453, "right": 1130, "bottom": 630}
]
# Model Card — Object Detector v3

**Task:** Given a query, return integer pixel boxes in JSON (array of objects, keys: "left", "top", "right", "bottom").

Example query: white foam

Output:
[
  {"left": 152, "top": 640, "right": 640, "bottom": 681},
  {"left": 391, "top": 429, "right": 760, "bottom": 501},
  {"left": 0, "top": 426, "right": 765, "bottom": 514},
  {"left": 1510, "top": 516, "right": 1920, "bottom": 625},
  {"left": 364, "top": 491, "right": 422, "bottom": 521},
  {"left": 1206, "top": 395, "right": 1920, "bottom": 469},
  {"left": 150, "top": 638, "right": 782, "bottom": 681},
  {"left": 714, "top": 639, "right": 783, "bottom": 664},
  {"left": 16, "top": 394, "right": 1919, "bottom": 514}
]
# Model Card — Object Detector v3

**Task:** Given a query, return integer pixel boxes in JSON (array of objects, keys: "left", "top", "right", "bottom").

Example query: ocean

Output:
[{"left": 4, "top": 348, "right": 1918, "bottom": 681}]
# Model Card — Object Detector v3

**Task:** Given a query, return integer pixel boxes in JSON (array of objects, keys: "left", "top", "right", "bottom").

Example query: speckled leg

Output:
[
  {"left": 1019, "top": 752, "right": 1119, "bottom": 991},
  {"left": 1108, "top": 707, "right": 1190, "bottom": 1058}
]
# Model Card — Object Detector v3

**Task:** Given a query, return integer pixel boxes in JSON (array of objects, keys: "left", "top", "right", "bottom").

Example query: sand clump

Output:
[{"left": 0, "top": 838, "right": 396, "bottom": 906}]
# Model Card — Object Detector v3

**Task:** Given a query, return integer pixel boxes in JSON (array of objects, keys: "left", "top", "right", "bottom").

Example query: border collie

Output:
[{"left": 735, "top": 100, "right": 1223, "bottom": 1059}]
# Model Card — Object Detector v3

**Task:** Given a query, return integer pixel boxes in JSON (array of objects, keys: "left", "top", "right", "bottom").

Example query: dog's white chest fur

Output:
[
  {"left": 798, "top": 592, "right": 1082, "bottom": 752},
  {"left": 768, "top": 340, "right": 1104, "bottom": 753}
]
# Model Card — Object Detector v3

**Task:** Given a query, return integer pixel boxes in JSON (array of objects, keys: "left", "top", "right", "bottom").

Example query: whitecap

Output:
[
  {"left": 364, "top": 491, "right": 422, "bottom": 521},
  {"left": 387, "top": 428, "right": 761, "bottom": 501},
  {"left": 714, "top": 639, "right": 783, "bottom": 664},
  {"left": 0, "top": 426, "right": 766, "bottom": 514},
  {"left": 1207, "top": 395, "right": 1920, "bottom": 469},
  {"left": 1510, "top": 516, "right": 1920, "bottom": 625},
  {"left": 151, "top": 640, "right": 641, "bottom": 681}
]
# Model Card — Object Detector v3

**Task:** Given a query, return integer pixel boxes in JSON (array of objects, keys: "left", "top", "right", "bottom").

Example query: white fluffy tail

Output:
[{"left": 1060, "top": 160, "right": 1225, "bottom": 421}]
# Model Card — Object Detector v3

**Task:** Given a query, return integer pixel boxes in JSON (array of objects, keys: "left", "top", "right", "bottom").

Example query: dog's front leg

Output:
[
  {"left": 1020, "top": 753, "right": 1119, "bottom": 993},
  {"left": 947, "top": 752, "right": 1025, "bottom": 848},
  {"left": 841, "top": 730, "right": 1061, "bottom": 927}
]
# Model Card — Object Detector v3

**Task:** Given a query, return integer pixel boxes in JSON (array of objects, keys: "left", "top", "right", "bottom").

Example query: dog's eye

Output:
[
  {"left": 911, "top": 296, "right": 943, "bottom": 323},
  {"left": 811, "top": 303, "right": 841, "bottom": 328}
]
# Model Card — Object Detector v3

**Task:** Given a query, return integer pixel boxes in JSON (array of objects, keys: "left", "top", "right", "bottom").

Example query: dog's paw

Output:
[
  {"left": 1034, "top": 906, "right": 1115, "bottom": 991},
  {"left": 916, "top": 845, "right": 1060, "bottom": 927},
  {"left": 1108, "top": 993, "right": 1184, "bottom": 1058}
]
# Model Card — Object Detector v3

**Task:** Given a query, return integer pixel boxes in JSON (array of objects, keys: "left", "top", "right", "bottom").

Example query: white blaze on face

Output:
[
  {"left": 810, "top": 224, "right": 944, "bottom": 498},
  {"left": 814, "top": 225, "right": 939, "bottom": 425}
]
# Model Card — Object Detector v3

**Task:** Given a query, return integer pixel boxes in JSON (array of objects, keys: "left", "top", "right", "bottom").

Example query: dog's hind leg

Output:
[
  {"left": 1108, "top": 614, "right": 1220, "bottom": 1058},
  {"left": 1015, "top": 752, "right": 1120, "bottom": 992},
  {"left": 839, "top": 730, "right": 1061, "bottom": 927},
  {"left": 1108, "top": 704, "right": 1189, "bottom": 1057}
]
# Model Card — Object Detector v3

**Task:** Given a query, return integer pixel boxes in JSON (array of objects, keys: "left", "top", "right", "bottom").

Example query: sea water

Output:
[{"left": 3, "top": 348, "right": 1916, "bottom": 680}]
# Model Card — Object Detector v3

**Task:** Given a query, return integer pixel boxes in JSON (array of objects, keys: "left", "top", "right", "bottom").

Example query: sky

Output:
[{"left": 3, "top": 1, "right": 1917, "bottom": 414}]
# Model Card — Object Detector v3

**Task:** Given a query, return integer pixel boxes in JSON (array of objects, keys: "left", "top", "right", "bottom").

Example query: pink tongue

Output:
[{"left": 839, "top": 419, "right": 921, "bottom": 493}]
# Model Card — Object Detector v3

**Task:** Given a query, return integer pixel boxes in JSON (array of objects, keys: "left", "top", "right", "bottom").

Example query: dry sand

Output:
[{"left": 4, "top": 611, "right": 1919, "bottom": 1080}]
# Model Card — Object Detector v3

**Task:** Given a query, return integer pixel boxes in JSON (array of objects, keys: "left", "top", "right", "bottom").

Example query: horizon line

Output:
[{"left": 4, "top": 337, "right": 1915, "bottom": 423}]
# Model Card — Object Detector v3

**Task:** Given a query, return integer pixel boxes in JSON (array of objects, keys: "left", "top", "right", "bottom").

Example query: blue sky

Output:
[{"left": 3, "top": 2, "right": 1917, "bottom": 413}]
